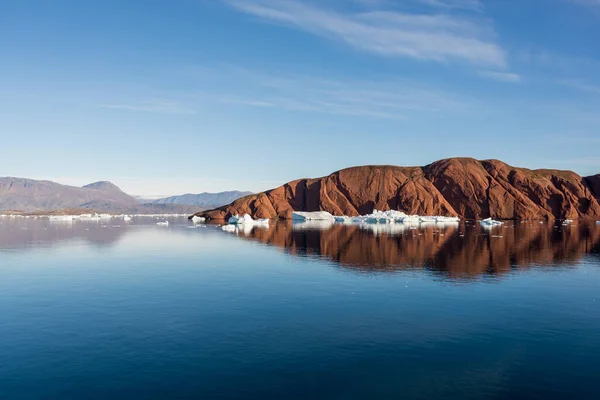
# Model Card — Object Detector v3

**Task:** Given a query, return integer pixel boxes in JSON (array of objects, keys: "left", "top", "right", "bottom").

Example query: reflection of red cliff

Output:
[
  {"left": 195, "top": 158, "right": 600, "bottom": 220},
  {"left": 235, "top": 221, "right": 600, "bottom": 278}
]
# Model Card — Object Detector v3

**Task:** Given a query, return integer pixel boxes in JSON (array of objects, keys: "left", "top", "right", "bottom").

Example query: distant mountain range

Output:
[
  {"left": 149, "top": 191, "right": 253, "bottom": 207},
  {"left": 0, "top": 177, "right": 249, "bottom": 214}
]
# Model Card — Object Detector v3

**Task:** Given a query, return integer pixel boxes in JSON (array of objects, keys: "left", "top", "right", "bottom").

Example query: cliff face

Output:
[{"left": 195, "top": 158, "right": 600, "bottom": 220}]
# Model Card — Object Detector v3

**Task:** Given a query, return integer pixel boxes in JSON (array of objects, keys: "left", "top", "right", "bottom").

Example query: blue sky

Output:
[{"left": 2, "top": 0, "right": 600, "bottom": 196}]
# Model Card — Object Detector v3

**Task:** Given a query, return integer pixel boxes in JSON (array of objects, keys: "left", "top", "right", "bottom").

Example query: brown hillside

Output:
[{"left": 194, "top": 158, "right": 600, "bottom": 220}]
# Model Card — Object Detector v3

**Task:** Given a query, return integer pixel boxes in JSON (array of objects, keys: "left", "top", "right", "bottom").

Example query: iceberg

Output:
[
  {"left": 192, "top": 215, "right": 206, "bottom": 224},
  {"left": 292, "top": 211, "right": 335, "bottom": 221},
  {"left": 227, "top": 214, "right": 269, "bottom": 227},
  {"left": 480, "top": 218, "right": 502, "bottom": 227}
]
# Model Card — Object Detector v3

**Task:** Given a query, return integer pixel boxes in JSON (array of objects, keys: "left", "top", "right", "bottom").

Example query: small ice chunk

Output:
[
  {"left": 192, "top": 215, "right": 206, "bottom": 224},
  {"left": 480, "top": 217, "right": 502, "bottom": 226},
  {"left": 156, "top": 221, "right": 169, "bottom": 226}
]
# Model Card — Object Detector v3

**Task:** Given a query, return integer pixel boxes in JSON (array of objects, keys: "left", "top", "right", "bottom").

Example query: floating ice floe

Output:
[
  {"left": 292, "top": 211, "right": 335, "bottom": 221},
  {"left": 156, "top": 221, "right": 169, "bottom": 226},
  {"left": 480, "top": 218, "right": 503, "bottom": 227},
  {"left": 192, "top": 215, "right": 206, "bottom": 224},
  {"left": 228, "top": 214, "right": 269, "bottom": 226}
]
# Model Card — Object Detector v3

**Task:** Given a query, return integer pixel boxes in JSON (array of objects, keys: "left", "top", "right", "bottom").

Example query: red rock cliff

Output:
[{"left": 194, "top": 158, "right": 600, "bottom": 220}]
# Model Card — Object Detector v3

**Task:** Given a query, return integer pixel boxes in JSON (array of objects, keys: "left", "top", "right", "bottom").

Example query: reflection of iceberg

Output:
[
  {"left": 292, "top": 220, "right": 336, "bottom": 231},
  {"left": 221, "top": 221, "right": 268, "bottom": 234},
  {"left": 292, "top": 211, "right": 335, "bottom": 221},
  {"left": 222, "top": 224, "right": 237, "bottom": 232},
  {"left": 480, "top": 218, "right": 502, "bottom": 227},
  {"left": 49, "top": 215, "right": 74, "bottom": 222}
]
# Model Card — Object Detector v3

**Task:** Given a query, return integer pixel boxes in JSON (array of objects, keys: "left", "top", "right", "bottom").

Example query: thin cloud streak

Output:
[
  {"left": 414, "top": 0, "right": 484, "bottom": 12},
  {"left": 478, "top": 70, "right": 522, "bottom": 83},
  {"left": 208, "top": 65, "right": 474, "bottom": 119},
  {"left": 563, "top": 80, "right": 600, "bottom": 95},
  {"left": 224, "top": 0, "right": 507, "bottom": 67},
  {"left": 102, "top": 100, "right": 197, "bottom": 114}
]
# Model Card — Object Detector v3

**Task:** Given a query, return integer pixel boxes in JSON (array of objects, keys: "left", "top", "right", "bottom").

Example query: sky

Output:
[{"left": 1, "top": 0, "right": 600, "bottom": 197}]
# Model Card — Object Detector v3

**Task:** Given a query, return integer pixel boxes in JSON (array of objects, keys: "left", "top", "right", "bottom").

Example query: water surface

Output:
[{"left": 1, "top": 217, "right": 599, "bottom": 399}]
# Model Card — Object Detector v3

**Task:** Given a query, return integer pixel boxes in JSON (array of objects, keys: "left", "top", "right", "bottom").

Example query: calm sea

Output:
[{"left": 0, "top": 217, "right": 599, "bottom": 399}]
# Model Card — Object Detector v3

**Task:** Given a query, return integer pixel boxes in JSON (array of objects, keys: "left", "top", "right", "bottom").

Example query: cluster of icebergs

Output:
[
  {"left": 218, "top": 210, "right": 590, "bottom": 235},
  {"left": 0, "top": 213, "right": 189, "bottom": 221},
  {"left": 220, "top": 210, "right": 462, "bottom": 234},
  {"left": 292, "top": 210, "right": 461, "bottom": 225},
  {"left": 48, "top": 213, "right": 132, "bottom": 222}
]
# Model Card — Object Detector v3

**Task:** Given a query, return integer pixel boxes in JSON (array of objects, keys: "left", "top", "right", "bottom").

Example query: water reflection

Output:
[{"left": 228, "top": 221, "right": 600, "bottom": 278}]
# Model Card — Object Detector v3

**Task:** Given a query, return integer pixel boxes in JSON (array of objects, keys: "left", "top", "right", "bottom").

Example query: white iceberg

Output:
[
  {"left": 292, "top": 211, "right": 335, "bottom": 221},
  {"left": 480, "top": 218, "right": 502, "bottom": 227},
  {"left": 227, "top": 214, "right": 269, "bottom": 227},
  {"left": 192, "top": 215, "right": 206, "bottom": 224}
]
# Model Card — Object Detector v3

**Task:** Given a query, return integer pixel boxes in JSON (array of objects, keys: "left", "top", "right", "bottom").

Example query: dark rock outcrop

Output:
[{"left": 194, "top": 158, "right": 600, "bottom": 220}]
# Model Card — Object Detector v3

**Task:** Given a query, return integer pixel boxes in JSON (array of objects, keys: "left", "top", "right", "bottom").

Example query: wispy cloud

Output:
[
  {"left": 562, "top": 80, "right": 600, "bottom": 95},
  {"left": 224, "top": 0, "right": 506, "bottom": 67},
  {"left": 355, "top": 0, "right": 484, "bottom": 11},
  {"left": 205, "top": 65, "right": 473, "bottom": 119},
  {"left": 478, "top": 70, "right": 522, "bottom": 83},
  {"left": 414, "top": 0, "right": 484, "bottom": 12},
  {"left": 102, "top": 100, "right": 197, "bottom": 114}
]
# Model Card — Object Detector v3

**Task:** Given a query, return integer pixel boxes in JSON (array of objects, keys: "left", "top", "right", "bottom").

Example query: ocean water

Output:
[{"left": 0, "top": 216, "right": 599, "bottom": 399}]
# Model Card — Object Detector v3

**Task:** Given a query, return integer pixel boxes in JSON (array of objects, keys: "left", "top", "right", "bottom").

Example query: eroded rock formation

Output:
[{"left": 194, "top": 158, "right": 600, "bottom": 220}]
